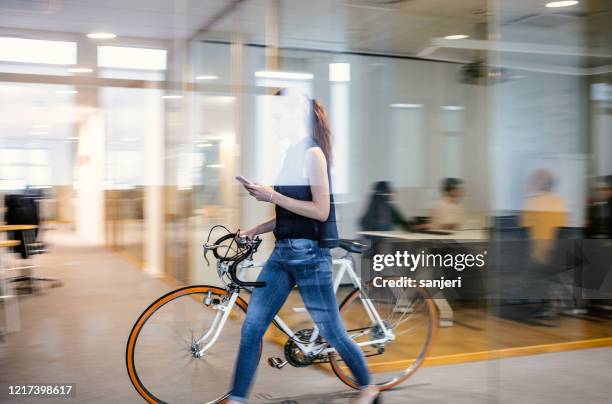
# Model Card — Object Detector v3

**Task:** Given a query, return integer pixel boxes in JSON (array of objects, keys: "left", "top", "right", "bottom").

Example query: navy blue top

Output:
[{"left": 273, "top": 139, "right": 339, "bottom": 248}]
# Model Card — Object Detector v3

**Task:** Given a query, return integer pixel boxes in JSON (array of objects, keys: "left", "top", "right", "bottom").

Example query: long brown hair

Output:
[
  {"left": 311, "top": 99, "right": 333, "bottom": 166},
  {"left": 275, "top": 88, "right": 333, "bottom": 166}
]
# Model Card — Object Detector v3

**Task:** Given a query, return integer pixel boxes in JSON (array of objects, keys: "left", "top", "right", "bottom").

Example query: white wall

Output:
[{"left": 490, "top": 71, "right": 588, "bottom": 216}]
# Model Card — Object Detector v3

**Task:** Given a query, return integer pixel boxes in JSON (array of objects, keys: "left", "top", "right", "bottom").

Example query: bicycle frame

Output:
[{"left": 195, "top": 251, "right": 394, "bottom": 358}]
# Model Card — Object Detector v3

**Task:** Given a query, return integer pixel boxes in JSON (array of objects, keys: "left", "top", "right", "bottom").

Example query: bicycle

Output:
[{"left": 126, "top": 226, "right": 438, "bottom": 403}]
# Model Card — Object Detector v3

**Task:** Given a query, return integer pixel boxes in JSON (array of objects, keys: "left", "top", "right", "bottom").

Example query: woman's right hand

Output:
[
  {"left": 236, "top": 217, "right": 275, "bottom": 242},
  {"left": 238, "top": 227, "right": 257, "bottom": 241}
]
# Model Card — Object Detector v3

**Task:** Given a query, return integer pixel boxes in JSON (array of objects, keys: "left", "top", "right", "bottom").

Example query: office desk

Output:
[
  {"left": 358, "top": 229, "right": 489, "bottom": 327},
  {"left": 0, "top": 224, "right": 38, "bottom": 232}
]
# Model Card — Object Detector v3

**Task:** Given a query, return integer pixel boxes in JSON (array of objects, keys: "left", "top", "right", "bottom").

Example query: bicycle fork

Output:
[{"left": 192, "top": 292, "right": 239, "bottom": 358}]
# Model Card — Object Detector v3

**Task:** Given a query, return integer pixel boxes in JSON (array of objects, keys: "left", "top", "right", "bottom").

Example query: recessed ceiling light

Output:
[
  {"left": 68, "top": 67, "right": 93, "bottom": 73},
  {"left": 545, "top": 1, "right": 578, "bottom": 7},
  {"left": 206, "top": 164, "right": 225, "bottom": 168},
  {"left": 196, "top": 143, "right": 213, "bottom": 148},
  {"left": 441, "top": 105, "right": 464, "bottom": 111},
  {"left": 390, "top": 103, "right": 424, "bottom": 108},
  {"left": 56, "top": 89, "right": 78, "bottom": 94},
  {"left": 444, "top": 34, "right": 470, "bottom": 40},
  {"left": 161, "top": 95, "right": 183, "bottom": 99},
  {"left": 87, "top": 32, "right": 117, "bottom": 39},
  {"left": 65, "top": 136, "right": 78, "bottom": 140},
  {"left": 195, "top": 75, "right": 218, "bottom": 80},
  {"left": 254, "top": 71, "right": 314, "bottom": 80}
]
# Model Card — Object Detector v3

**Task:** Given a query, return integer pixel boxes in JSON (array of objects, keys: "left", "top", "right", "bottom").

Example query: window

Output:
[
  {"left": 0, "top": 148, "right": 52, "bottom": 190},
  {"left": 0, "top": 37, "right": 77, "bottom": 65}
]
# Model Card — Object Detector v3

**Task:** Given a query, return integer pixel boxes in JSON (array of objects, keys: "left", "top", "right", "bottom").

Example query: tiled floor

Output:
[{"left": 1, "top": 231, "right": 611, "bottom": 403}]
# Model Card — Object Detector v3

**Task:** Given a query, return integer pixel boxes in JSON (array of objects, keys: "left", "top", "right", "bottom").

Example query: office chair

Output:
[
  {"left": 489, "top": 227, "right": 558, "bottom": 326},
  {"left": 490, "top": 215, "right": 520, "bottom": 230},
  {"left": 547, "top": 227, "right": 587, "bottom": 318},
  {"left": 4, "top": 193, "right": 60, "bottom": 293}
]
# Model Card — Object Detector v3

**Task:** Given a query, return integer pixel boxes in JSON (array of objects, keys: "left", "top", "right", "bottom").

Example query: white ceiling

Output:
[
  {"left": 0, "top": 0, "right": 608, "bottom": 67},
  {"left": 199, "top": 0, "right": 489, "bottom": 58},
  {"left": 0, "top": 0, "right": 228, "bottom": 39},
  {"left": 0, "top": 0, "right": 609, "bottom": 142}
]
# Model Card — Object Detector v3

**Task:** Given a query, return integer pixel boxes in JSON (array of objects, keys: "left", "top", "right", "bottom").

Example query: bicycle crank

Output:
[{"left": 267, "top": 357, "right": 288, "bottom": 369}]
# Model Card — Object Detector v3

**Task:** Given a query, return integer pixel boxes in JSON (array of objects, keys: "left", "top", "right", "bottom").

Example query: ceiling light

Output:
[
  {"left": 444, "top": 34, "right": 470, "bottom": 40},
  {"left": 206, "top": 164, "right": 224, "bottom": 168},
  {"left": 195, "top": 75, "right": 218, "bottom": 80},
  {"left": 329, "top": 63, "right": 351, "bottom": 82},
  {"left": 68, "top": 67, "right": 93, "bottom": 73},
  {"left": 545, "top": 1, "right": 578, "bottom": 7},
  {"left": 441, "top": 105, "right": 464, "bottom": 111},
  {"left": 65, "top": 136, "right": 78, "bottom": 141},
  {"left": 30, "top": 131, "right": 48, "bottom": 135},
  {"left": 196, "top": 143, "right": 213, "bottom": 148},
  {"left": 56, "top": 90, "right": 78, "bottom": 94},
  {"left": 161, "top": 95, "right": 183, "bottom": 99},
  {"left": 390, "top": 103, "right": 423, "bottom": 108},
  {"left": 202, "top": 96, "right": 235, "bottom": 104},
  {"left": 254, "top": 71, "right": 313, "bottom": 80},
  {"left": 87, "top": 32, "right": 117, "bottom": 39}
]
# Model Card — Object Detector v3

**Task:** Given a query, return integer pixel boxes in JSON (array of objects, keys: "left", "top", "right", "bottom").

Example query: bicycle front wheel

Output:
[
  {"left": 330, "top": 286, "right": 438, "bottom": 390},
  {"left": 126, "top": 285, "right": 251, "bottom": 403}
]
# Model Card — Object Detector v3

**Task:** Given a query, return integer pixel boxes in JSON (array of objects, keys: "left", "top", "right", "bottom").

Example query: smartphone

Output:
[{"left": 235, "top": 175, "right": 252, "bottom": 186}]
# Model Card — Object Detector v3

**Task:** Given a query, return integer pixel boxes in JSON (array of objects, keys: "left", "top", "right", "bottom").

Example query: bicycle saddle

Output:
[{"left": 338, "top": 239, "right": 369, "bottom": 254}]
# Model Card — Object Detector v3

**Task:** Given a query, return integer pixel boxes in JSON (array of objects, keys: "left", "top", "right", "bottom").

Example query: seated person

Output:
[
  {"left": 587, "top": 175, "right": 612, "bottom": 238},
  {"left": 360, "top": 181, "right": 413, "bottom": 231},
  {"left": 430, "top": 178, "right": 465, "bottom": 230}
]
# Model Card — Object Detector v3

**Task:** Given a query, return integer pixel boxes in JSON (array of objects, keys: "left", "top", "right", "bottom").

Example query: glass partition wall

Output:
[
  {"left": 1, "top": 0, "right": 609, "bottom": 400},
  {"left": 159, "top": 0, "right": 610, "bottom": 383}
]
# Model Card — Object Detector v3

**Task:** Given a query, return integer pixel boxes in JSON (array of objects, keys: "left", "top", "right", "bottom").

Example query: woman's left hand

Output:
[{"left": 245, "top": 182, "right": 276, "bottom": 203}]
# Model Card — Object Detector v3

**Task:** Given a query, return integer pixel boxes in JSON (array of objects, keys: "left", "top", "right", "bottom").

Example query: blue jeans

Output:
[{"left": 229, "top": 239, "right": 371, "bottom": 401}]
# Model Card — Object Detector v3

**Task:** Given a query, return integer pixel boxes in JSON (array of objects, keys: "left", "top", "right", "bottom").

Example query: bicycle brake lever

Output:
[{"left": 203, "top": 245, "right": 211, "bottom": 265}]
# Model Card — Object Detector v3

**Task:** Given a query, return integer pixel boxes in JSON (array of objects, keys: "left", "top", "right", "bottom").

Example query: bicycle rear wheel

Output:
[
  {"left": 330, "top": 286, "right": 438, "bottom": 390},
  {"left": 126, "top": 285, "right": 251, "bottom": 403}
]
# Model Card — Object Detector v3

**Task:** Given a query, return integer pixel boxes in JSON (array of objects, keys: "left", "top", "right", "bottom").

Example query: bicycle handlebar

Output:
[{"left": 203, "top": 232, "right": 265, "bottom": 288}]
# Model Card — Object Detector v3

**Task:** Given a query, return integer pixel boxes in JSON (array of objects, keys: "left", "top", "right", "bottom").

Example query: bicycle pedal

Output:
[{"left": 267, "top": 357, "right": 288, "bottom": 369}]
